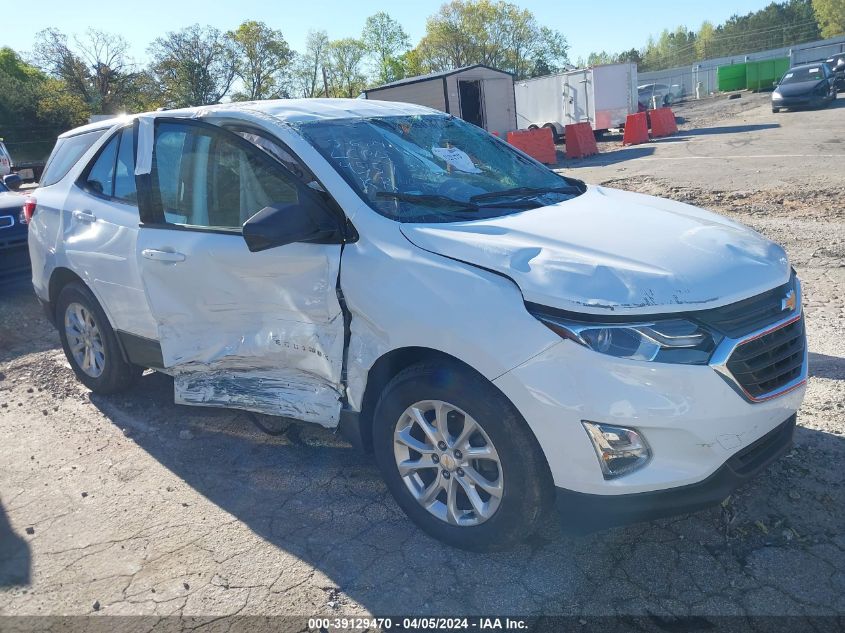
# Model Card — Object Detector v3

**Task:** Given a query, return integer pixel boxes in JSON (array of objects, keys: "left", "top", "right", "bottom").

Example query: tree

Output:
[
  {"left": 32, "top": 28, "right": 137, "bottom": 114},
  {"left": 326, "top": 38, "right": 368, "bottom": 97},
  {"left": 228, "top": 20, "right": 292, "bottom": 101},
  {"left": 287, "top": 30, "right": 330, "bottom": 98},
  {"left": 695, "top": 21, "right": 716, "bottom": 60},
  {"left": 0, "top": 47, "right": 89, "bottom": 161},
  {"left": 362, "top": 12, "right": 411, "bottom": 85},
  {"left": 148, "top": 24, "right": 237, "bottom": 107},
  {"left": 414, "top": 0, "right": 569, "bottom": 79},
  {"left": 813, "top": 0, "right": 845, "bottom": 37}
]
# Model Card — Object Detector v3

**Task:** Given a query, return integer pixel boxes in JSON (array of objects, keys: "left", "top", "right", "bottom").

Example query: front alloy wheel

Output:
[
  {"left": 373, "top": 362, "right": 553, "bottom": 551},
  {"left": 393, "top": 400, "right": 503, "bottom": 526}
]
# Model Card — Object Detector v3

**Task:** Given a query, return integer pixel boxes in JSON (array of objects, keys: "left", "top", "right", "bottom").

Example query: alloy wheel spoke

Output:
[
  {"left": 395, "top": 427, "right": 435, "bottom": 455},
  {"left": 432, "top": 401, "right": 452, "bottom": 444},
  {"left": 397, "top": 457, "right": 437, "bottom": 476},
  {"left": 457, "top": 475, "right": 489, "bottom": 517},
  {"left": 409, "top": 406, "right": 441, "bottom": 447},
  {"left": 445, "top": 477, "right": 461, "bottom": 525},
  {"left": 419, "top": 474, "right": 443, "bottom": 505},
  {"left": 453, "top": 417, "right": 479, "bottom": 450},
  {"left": 463, "top": 466, "right": 503, "bottom": 499},
  {"left": 464, "top": 444, "right": 495, "bottom": 459}
]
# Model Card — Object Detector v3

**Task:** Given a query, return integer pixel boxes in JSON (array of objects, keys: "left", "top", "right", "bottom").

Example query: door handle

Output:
[
  {"left": 72, "top": 209, "right": 96, "bottom": 223},
  {"left": 142, "top": 248, "right": 186, "bottom": 263}
]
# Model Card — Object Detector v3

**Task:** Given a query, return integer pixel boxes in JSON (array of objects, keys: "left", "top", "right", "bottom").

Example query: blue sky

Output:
[{"left": 5, "top": 0, "right": 773, "bottom": 64}]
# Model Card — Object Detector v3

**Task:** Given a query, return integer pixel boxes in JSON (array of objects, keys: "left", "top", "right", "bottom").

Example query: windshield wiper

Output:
[
  {"left": 470, "top": 184, "right": 584, "bottom": 202},
  {"left": 376, "top": 191, "right": 542, "bottom": 213},
  {"left": 376, "top": 191, "right": 480, "bottom": 212}
]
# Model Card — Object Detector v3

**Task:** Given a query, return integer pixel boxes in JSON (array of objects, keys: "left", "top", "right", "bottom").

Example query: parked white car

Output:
[
  {"left": 26, "top": 100, "right": 805, "bottom": 550},
  {"left": 637, "top": 83, "right": 683, "bottom": 108}
]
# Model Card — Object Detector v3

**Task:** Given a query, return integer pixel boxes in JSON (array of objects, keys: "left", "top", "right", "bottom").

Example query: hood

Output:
[
  {"left": 399, "top": 186, "right": 790, "bottom": 315},
  {"left": 775, "top": 80, "right": 826, "bottom": 97}
]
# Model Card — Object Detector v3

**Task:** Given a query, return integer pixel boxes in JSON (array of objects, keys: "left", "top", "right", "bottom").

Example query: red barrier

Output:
[
  {"left": 564, "top": 122, "right": 598, "bottom": 159},
  {"left": 622, "top": 112, "right": 649, "bottom": 145},
  {"left": 506, "top": 127, "right": 557, "bottom": 164},
  {"left": 648, "top": 107, "right": 678, "bottom": 138}
]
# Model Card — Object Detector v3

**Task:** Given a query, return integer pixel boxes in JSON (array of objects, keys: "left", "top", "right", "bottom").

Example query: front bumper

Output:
[
  {"left": 493, "top": 313, "right": 806, "bottom": 498},
  {"left": 773, "top": 94, "right": 827, "bottom": 108},
  {"left": 555, "top": 414, "right": 795, "bottom": 531}
]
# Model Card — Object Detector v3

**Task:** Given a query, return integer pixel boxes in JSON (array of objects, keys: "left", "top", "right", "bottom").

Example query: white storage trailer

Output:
[
  {"left": 514, "top": 63, "right": 638, "bottom": 139},
  {"left": 363, "top": 64, "right": 517, "bottom": 138}
]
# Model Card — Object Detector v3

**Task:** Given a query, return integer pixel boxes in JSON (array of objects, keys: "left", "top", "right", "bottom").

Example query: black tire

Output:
[
  {"left": 542, "top": 123, "right": 561, "bottom": 144},
  {"left": 373, "top": 362, "right": 553, "bottom": 551},
  {"left": 772, "top": 107, "right": 779, "bottom": 113},
  {"left": 56, "top": 282, "right": 142, "bottom": 394}
]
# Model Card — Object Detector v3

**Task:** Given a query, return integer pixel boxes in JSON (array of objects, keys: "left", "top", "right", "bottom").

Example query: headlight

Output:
[
  {"left": 528, "top": 308, "right": 719, "bottom": 364},
  {"left": 772, "top": 92, "right": 783, "bottom": 100}
]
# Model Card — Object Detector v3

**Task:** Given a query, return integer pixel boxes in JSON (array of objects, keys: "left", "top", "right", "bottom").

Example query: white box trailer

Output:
[{"left": 515, "top": 63, "right": 638, "bottom": 140}]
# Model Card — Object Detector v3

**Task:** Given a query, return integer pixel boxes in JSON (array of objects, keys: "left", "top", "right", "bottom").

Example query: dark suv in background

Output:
[{"left": 0, "top": 175, "right": 29, "bottom": 279}]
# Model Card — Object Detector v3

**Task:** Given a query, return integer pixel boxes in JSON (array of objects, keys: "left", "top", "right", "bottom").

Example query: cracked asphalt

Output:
[{"left": 1, "top": 92, "right": 843, "bottom": 626}]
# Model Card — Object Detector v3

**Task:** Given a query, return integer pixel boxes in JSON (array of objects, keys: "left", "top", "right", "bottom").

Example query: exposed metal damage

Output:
[{"left": 173, "top": 365, "right": 342, "bottom": 426}]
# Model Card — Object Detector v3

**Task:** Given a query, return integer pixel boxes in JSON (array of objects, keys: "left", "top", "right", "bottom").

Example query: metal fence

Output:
[{"left": 638, "top": 34, "right": 845, "bottom": 97}]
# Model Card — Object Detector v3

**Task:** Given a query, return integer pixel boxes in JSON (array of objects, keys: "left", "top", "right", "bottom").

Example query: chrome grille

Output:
[{"left": 725, "top": 316, "right": 806, "bottom": 399}]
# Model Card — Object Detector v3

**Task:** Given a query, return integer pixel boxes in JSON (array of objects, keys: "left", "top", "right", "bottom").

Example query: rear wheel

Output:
[
  {"left": 542, "top": 123, "right": 561, "bottom": 144},
  {"left": 373, "top": 362, "right": 552, "bottom": 551},
  {"left": 56, "top": 282, "right": 142, "bottom": 394},
  {"left": 772, "top": 107, "right": 780, "bottom": 113}
]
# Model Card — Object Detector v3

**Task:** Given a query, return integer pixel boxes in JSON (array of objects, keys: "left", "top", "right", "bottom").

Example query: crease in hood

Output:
[{"left": 399, "top": 185, "right": 790, "bottom": 315}]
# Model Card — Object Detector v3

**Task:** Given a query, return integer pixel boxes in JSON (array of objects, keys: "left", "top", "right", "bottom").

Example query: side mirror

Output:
[
  {"left": 3, "top": 174, "right": 22, "bottom": 191},
  {"left": 242, "top": 196, "right": 343, "bottom": 253}
]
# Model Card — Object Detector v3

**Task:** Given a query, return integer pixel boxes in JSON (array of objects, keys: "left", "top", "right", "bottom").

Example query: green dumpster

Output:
[
  {"left": 717, "top": 63, "right": 747, "bottom": 92},
  {"left": 746, "top": 57, "right": 790, "bottom": 91}
]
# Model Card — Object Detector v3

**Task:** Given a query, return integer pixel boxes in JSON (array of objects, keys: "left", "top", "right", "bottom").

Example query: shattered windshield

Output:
[{"left": 292, "top": 114, "right": 584, "bottom": 223}]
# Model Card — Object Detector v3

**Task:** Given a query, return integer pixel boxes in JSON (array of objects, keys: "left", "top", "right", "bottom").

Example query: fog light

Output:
[{"left": 582, "top": 421, "right": 651, "bottom": 479}]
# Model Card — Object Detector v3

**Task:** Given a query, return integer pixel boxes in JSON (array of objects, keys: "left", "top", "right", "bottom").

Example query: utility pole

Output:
[{"left": 322, "top": 66, "right": 330, "bottom": 98}]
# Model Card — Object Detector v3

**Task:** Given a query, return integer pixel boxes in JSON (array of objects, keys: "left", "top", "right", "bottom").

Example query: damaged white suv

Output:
[{"left": 27, "top": 100, "right": 806, "bottom": 550}]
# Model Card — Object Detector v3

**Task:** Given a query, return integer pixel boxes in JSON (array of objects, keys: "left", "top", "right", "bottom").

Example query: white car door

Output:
[{"left": 135, "top": 118, "right": 347, "bottom": 427}]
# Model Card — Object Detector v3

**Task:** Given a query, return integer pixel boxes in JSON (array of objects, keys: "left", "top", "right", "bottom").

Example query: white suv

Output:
[{"left": 26, "top": 100, "right": 806, "bottom": 550}]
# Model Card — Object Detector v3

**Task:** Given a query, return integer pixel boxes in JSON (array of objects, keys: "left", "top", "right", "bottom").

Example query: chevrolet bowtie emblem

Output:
[{"left": 781, "top": 290, "right": 796, "bottom": 312}]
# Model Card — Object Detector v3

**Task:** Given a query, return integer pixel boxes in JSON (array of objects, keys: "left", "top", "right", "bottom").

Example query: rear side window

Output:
[
  {"left": 85, "top": 135, "right": 119, "bottom": 196},
  {"left": 81, "top": 126, "right": 137, "bottom": 203},
  {"left": 113, "top": 127, "right": 136, "bottom": 203},
  {"left": 41, "top": 129, "right": 108, "bottom": 187}
]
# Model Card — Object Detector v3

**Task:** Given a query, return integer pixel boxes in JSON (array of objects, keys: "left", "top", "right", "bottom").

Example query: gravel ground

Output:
[{"left": 0, "top": 92, "right": 843, "bottom": 627}]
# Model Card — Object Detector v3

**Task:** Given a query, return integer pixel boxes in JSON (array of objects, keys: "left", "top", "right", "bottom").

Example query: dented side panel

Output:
[{"left": 137, "top": 226, "right": 344, "bottom": 427}]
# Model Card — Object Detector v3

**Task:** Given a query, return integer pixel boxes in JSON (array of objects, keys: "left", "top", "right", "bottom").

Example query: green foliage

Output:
[
  {"left": 228, "top": 20, "right": 293, "bottom": 101},
  {"left": 362, "top": 12, "right": 411, "bottom": 85},
  {"left": 326, "top": 38, "right": 368, "bottom": 98},
  {"left": 148, "top": 24, "right": 237, "bottom": 108},
  {"left": 33, "top": 28, "right": 139, "bottom": 114},
  {"left": 0, "top": 47, "right": 90, "bottom": 162},
  {"left": 812, "top": 0, "right": 845, "bottom": 37},
  {"left": 287, "top": 30, "right": 331, "bottom": 98},
  {"left": 587, "top": 0, "right": 823, "bottom": 72},
  {"left": 412, "top": 0, "right": 569, "bottom": 79}
]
